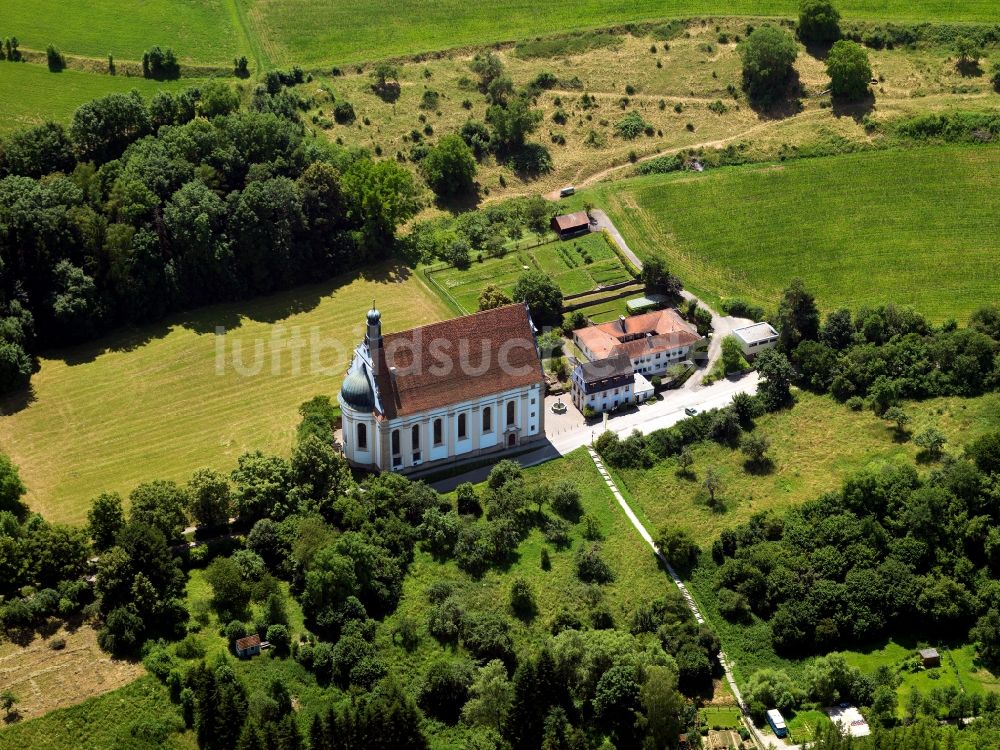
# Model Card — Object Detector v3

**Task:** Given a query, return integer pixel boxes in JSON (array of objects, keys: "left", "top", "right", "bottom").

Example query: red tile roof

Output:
[
  {"left": 575, "top": 309, "right": 700, "bottom": 360},
  {"left": 235, "top": 634, "right": 261, "bottom": 651},
  {"left": 374, "top": 304, "right": 544, "bottom": 418},
  {"left": 552, "top": 211, "right": 590, "bottom": 232}
]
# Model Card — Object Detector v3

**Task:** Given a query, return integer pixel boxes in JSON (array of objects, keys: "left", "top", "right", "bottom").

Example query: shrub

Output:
[
  {"left": 419, "top": 657, "right": 474, "bottom": 724},
  {"left": 575, "top": 544, "right": 614, "bottom": 583},
  {"left": 615, "top": 111, "right": 651, "bottom": 140},
  {"left": 46, "top": 45, "right": 66, "bottom": 72},
  {"left": 266, "top": 624, "right": 291, "bottom": 655},
  {"left": 333, "top": 101, "right": 356, "bottom": 124},
  {"left": 175, "top": 634, "right": 206, "bottom": 659},
  {"left": 509, "top": 578, "right": 537, "bottom": 619},
  {"left": 798, "top": 0, "right": 841, "bottom": 43}
]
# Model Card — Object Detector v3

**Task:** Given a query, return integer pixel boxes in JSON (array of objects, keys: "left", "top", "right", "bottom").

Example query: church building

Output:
[{"left": 339, "top": 303, "right": 546, "bottom": 472}]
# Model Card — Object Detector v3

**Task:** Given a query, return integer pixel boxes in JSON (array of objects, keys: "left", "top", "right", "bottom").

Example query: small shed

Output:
[
  {"left": 551, "top": 211, "right": 590, "bottom": 238},
  {"left": 919, "top": 648, "right": 941, "bottom": 668},
  {"left": 235, "top": 633, "right": 262, "bottom": 658}
]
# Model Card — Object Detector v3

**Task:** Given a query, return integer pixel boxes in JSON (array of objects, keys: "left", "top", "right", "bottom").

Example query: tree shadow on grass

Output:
[
  {"left": 434, "top": 185, "right": 483, "bottom": 216},
  {"left": 42, "top": 261, "right": 414, "bottom": 367},
  {"left": 803, "top": 40, "right": 834, "bottom": 61},
  {"left": 743, "top": 458, "right": 775, "bottom": 476},
  {"left": 831, "top": 92, "right": 875, "bottom": 122},
  {"left": 747, "top": 72, "right": 805, "bottom": 121},
  {"left": 0, "top": 384, "right": 37, "bottom": 417},
  {"left": 3, "top": 711, "right": 23, "bottom": 725},
  {"left": 956, "top": 59, "right": 983, "bottom": 77}
]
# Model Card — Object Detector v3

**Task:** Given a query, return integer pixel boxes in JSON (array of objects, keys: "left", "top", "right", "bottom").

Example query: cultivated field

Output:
[
  {"left": 0, "top": 265, "right": 449, "bottom": 526},
  {"left": 590, "top": 145, "right": 1000, "bottom": 323},
  {"left": 424, "top": 232, "right": 632, "bottom": 314},
  {"left": 5, "top": 0, "right": 996, "bottom": 68},
  {"left": 0, "top": 625, "right": 145, "bottom": 726},
  {"left": 613, "top": 391, "right": 1000, "bottom": 546},
  {"left": 0, "top": 64, "right": 200, "bottom": 134}
]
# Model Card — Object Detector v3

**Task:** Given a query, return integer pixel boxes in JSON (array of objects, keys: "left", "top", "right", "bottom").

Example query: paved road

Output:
[
  {"left": 431, "top": 370, "right": 758, "bottom": 492},
  {"left": 589, "top": 209, "right": 753, "bottom": 391}
]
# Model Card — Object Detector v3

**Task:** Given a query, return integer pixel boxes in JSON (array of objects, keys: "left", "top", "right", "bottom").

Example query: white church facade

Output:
[{"left": 338, "top": 303, "right": 546, "bottom": 473}]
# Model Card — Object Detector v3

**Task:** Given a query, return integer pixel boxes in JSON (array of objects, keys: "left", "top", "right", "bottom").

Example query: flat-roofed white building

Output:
[{"left": 732, "top": 322, "right": 779, "bottom": 357}]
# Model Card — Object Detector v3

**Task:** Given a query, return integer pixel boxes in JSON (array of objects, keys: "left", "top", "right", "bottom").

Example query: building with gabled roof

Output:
[
  {"left": 573, "top": 308, "right": 701, "bottom": 378},
  {"left": 551, "top": 211, "right": 590, "bottom": 238},
  {"left": 339, "top": 303, "right": 546, "bottom": 472},
  {"left": 235, "top": 633, "right": 261, "bottom": 658},
  {"left": 571, "top": 350, "right": 634, "bottom": 414}
]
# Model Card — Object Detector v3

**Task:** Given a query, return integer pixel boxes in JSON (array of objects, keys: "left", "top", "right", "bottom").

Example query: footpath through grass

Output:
[
  {"left": 0, "top": 265, "right": 448, "bottom": 526},
  {"left": 592, "top": 146, "right": 1000, "bottom": 323}
]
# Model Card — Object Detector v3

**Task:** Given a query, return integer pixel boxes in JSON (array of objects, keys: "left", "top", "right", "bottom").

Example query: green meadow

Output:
[
  {"left": 590, "top": 146, "right": 1000, "bottom": 323},
  {"left": 0, "top": 64, "right": 201, "bottom": 133},
  {"left": 3, "top": 0, "right": 241, "bottom": 64},
  {"left": 4, "top": 0, "right": 996, "bottom": 69}
]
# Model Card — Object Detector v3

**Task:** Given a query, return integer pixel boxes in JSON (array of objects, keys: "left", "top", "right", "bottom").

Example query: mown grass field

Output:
[
  {"left": 0, "top": 264, "right": 448, "bottom": 526},
  {"left": 7, "top": 0, "right": 996, "bottom": 68},
  {"left": 591, "top": 146, "right": 1000, "bottom": 323},
  {"left": 0, "top": 624, "right": 145, "bottom": 726},
  {"left": 0, "top": 65, "right": 202, "bottom": 134},
  {"left": 3, "top": 0, "right": 241, "bottom": 64},
  {"left": 613, "top": 390, "right": 1000, "bottom": 547},
  {"left": 424, "top": 232, "right": 631, "bottom": 313}
]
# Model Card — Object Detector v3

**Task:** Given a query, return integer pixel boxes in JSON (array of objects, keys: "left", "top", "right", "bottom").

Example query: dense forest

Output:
[
  {"left": 0, "top": 395, "right": 721, "bottom": 748},
  {"left": 0, "top": 79, "right": 422, "bottom": 395}
]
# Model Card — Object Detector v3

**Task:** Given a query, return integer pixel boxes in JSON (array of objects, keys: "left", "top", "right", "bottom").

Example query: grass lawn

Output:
[
  {"left": 4, "top": 0, "right": 241, "bottom": 65},
  {"left": 590, "top": 145, "right": 1000, "bottom": 323},
  {"left": 424, "top": 232, "right": 631, "bottom": 314},
  {"left": 0, "top": 64, "right": 202, "bottom": 134},
  {"left": 0, "top": 264, "right": 449, "bottom": 526},
  {"left": 4, "top": 1, "right": 996, "bottom": 69},
  {"left": 841, "top": 641, "right": 1000, "bottom": 710}
]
